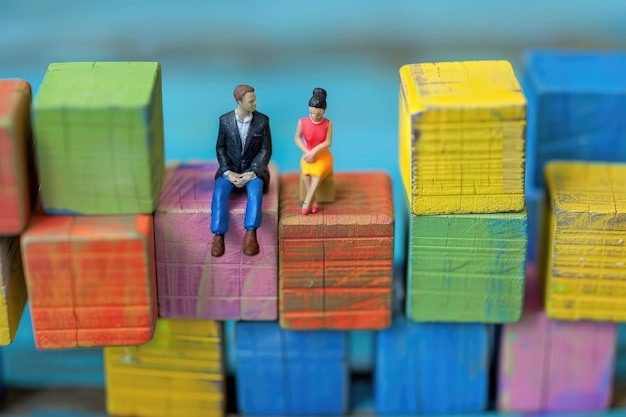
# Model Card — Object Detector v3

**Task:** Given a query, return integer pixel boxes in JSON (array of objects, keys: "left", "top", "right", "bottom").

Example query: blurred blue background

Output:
[{"left": 2, "top": 0, "right": 626, "bottom": 401}]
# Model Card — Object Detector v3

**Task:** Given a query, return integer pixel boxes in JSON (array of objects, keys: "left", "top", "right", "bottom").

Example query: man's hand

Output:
[
  {"left": 238, "top": 171, "right": 257, "bottom": 186},
  {"left": 227, "top": 171, "right": 256, "bottom": 188},
  {"left": 227, "top": 171, "right": 245, "bottom": 188}
]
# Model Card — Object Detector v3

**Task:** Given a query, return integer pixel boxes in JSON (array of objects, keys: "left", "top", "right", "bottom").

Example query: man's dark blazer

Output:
[{"left": 214, "top": 110, "right": 272, "bottom": 193}]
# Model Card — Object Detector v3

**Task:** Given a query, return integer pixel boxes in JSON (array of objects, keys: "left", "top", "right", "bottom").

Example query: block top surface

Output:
[
  {"left": 525, "top": 50, "right": 626, "bottom": 92},
  {"left": 280, "top": 172, "right": 394, "bottom": 238},
  {"left": 22, "top": 213, "right": 153, "bottom": 242},
  {"left": 0, "top": 79, "right": 31, "bottom": 123},
  {"left": 545, "top": 161, "right": 626, "bottom": 215},
  {"left": 399, "top": 60, "right": 526, "bottom": 123},
  {"left": 34, "top": 62, "right": 160, "bottom": 110},
  {"left": 156, "top": 160, "right": 279, "bottom": 213}
]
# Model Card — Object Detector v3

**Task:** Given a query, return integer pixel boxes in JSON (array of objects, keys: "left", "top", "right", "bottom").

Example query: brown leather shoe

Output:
[
  {"left": 211, "top": 234, "right": 225, "bottom": 257},
  {"left": 243, "top": 229, "right": 259, "bottom": 256}
]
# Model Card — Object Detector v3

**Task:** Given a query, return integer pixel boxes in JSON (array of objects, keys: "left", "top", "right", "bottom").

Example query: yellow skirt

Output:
[{"left": 301, "top": 148, "right": 333, "bottom": 179}]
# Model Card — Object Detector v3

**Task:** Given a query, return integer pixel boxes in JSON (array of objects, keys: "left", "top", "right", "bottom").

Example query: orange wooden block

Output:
[
  {"left": 279, "top": 172, "right": 394, "bottom": 330},
  {"left": 0, "top": 79, "right": 36, "bottom": 235},
  {"left": 20, "top": 214, "right": 157, "bottom": 349}
]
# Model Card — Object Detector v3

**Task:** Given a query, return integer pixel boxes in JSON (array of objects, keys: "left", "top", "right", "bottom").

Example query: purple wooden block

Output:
[
  {"left": 155, "top": 161, "right": 279, "bottom": 320},
  {"left": 498, "top": 263, "right": 616, "bottom": 413}
]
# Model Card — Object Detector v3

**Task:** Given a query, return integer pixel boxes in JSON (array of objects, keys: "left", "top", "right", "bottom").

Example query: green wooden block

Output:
[
  {"left": 407, "top": 210, "right": 527, "bottom": 323},
  {"left": 33, "top": 62, "right": 164, "bottom": 214}
]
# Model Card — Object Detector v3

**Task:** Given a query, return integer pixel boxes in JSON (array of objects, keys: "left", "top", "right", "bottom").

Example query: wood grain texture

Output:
[
  {"left": 398, "top": 61, "right": 526, "bottom": 215},
  {"left": 279, "top": 172, "right": 394, "bottom": 330},
  {"left": 542, "top": 162, "right": 626, "bottom": 321},
  {"left": 407, "top": 210, "right": 527, "bottom": 322},
  {"left": 499, "top": 263, "right": 616, "bottom": 413},
  {"left": 0, "top": 79, "right": 35, "bottom": 235},
  {"left": 105, "top": 319, "right": 224, "bottom": 417},
  {"left": 524, "top": 51, "right": 626, "bottom": 190},
  {"left": 0, "top": 236, "right": 27, "bottom": 345},
  {"left": 20, "top": 214, "right": 157, "bottom": 348},
  {"left": 375, "top": 317, "right": 490, "bottom": 415},
  {"left": 155, "top": 161, "right": 278, "bottom": 320},
  {"left": 235, "top": 321, "right": 348, "bottom": 416},
  {"left": 32, "top": 62, "right": 164, "bottom": 215}
]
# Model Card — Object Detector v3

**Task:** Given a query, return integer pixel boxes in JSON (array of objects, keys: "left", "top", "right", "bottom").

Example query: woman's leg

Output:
[
  {"left": 302, "top": 174, "right": 312, "bottom": 195},
  {"left": 303, "top": 176, "right": 321, "bottom": 213},
  {"left": 301, "top": 174, "right": 312, "bottom": 213}
]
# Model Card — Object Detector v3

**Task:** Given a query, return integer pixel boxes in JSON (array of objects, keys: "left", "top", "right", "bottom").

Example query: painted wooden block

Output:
[
  {"left": 542, "top": 162, "right": 626, "bottom": 321},
  {"left": 105, "top": 319, "right": 224, "bottom": 417},
  {"left": 525, "top": 186, "right": 544, "bottom": 263},
  {"left": 155, "top": 161, "right": 278, "bottom": 320},
  {"left": 407, "top": 210, "right": 527, "bottom": 322},
  {"left": 499, "top": 263, "right": 616, "bottom": 412},
  {"left": 0, "top": 236, "right": 27, "bottom": 345},
  {"left": 524, "top": 50, "right": 626, "bottom": 190},
  {"left": 32, "top": 62, "right": 164, "bottom": 215},
  {"left": 299, "top": 171, "right": 335, "bottom": 203},
  {"left": 279, "top": 172, "right": 394, "bottom": 330},
  {"left": 0, "top": 79, "right": 36, "bottom": 235},
  {"left": 398, "top": 60, "right": 526, "bottom": 215},
  {"left": 235, "top": 321, "right": 348, "bottom": 415},
  {"left": 20, "top": 214, "right": 157, "bottom": 348},
  {"left": 375, "top": 316, "right": 490, "bottom": 415}
]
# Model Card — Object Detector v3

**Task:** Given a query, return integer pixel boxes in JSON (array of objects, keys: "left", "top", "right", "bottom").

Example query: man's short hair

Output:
[{"left": 233, "top": 84, "right": 255, "bottom": 102}]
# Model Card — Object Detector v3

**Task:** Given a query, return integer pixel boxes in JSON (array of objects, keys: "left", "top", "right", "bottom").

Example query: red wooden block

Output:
[
  {"left": 279, "top": 172, "right": 394, "bottom": 330},
  {"left": 20, "top": 214, "right": 157, "bottom": 349},
  {"left": 0, "top": 79, "right": 36, "bottom": 235}
]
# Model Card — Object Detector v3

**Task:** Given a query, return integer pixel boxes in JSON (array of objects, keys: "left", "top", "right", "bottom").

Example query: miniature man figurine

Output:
[{"left": 210, "top": 85, "right": 272, "bottom": 257}]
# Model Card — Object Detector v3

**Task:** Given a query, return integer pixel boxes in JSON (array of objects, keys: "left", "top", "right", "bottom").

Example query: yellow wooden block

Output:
[
  {"left": 399, "top": 60, "right": 526, "bottom": 215},
  {"left": 0, "top": 236, "right": 27, "bottom": 345},
  {"left": 105, "top": 319, "right": 224, "bottom": 417},
  {"left": 542, "top": 162, "right": 626, "bottom": 321}
]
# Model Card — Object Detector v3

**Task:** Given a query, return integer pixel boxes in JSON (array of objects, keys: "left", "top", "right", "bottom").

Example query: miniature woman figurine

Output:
[{"left": 293, "top": 88, "right": 333, "bottom": 215}]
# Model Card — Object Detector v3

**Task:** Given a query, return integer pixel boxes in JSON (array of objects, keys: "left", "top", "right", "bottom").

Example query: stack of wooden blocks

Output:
[
  {"left": 379, "top": 60, "right": 528, "bottom": 414},
  {"left": 498, "top": 50, "right": 626, "bottom": 414},
  {"left": 2, "top": 50, "right": 626, "bottom": 416},
  {"left": 234, "top": 170, "right": 395, "bottom": 415},
  {"left": 1, "top": 62, "right": 224, "bottom": 417},
  {"left": 0, "top": 79, "right": 32, "bottom": 349}
]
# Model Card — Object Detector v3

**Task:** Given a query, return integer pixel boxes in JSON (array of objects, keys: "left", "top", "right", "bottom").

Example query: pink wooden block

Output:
[
  {"left": 498, "top": 263, "right": 616, "bottom": 413},
  {"left": 155, "top": 161, "right": 278, "bottom": 320}
]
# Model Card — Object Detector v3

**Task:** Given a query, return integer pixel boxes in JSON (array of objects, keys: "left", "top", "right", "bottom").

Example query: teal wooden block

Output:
[
  {"left": 407, "top": 210, "right": 527, "bottom": 323},
  {"left": 32, "top": 62, "right": 164, "bottom": 215}
]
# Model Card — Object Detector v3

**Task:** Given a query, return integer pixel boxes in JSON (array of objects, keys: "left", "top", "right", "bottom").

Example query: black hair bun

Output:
[{"left": 312, "top": 88, "right": 327, "bottom": 99}]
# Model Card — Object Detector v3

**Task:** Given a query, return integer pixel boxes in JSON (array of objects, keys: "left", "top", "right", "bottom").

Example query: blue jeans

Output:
[{"left": 211, "top": 176, "right": 263, "bottom": 235}]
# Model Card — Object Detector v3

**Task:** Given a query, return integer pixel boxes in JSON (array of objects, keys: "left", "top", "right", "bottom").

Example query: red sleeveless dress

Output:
[{"left": 300, "top": 117, "right": 333, "bottom": 179}]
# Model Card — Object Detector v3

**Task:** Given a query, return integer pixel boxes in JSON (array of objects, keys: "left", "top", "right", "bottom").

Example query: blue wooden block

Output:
[
  {"left": 525, "top": 186, "right": 544, "bottom": 263},
  {"left": 523, "top": 49, "right": 626, "bottom": 190},
  {"left": 374, "top": 317, "right": 490, "bottom": 415},
  {"left": 225, "top": 321, "right": 374, "bottom": 375},
  {"left": 235, "top": 321, "right": 348, "bottom": 416}
]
